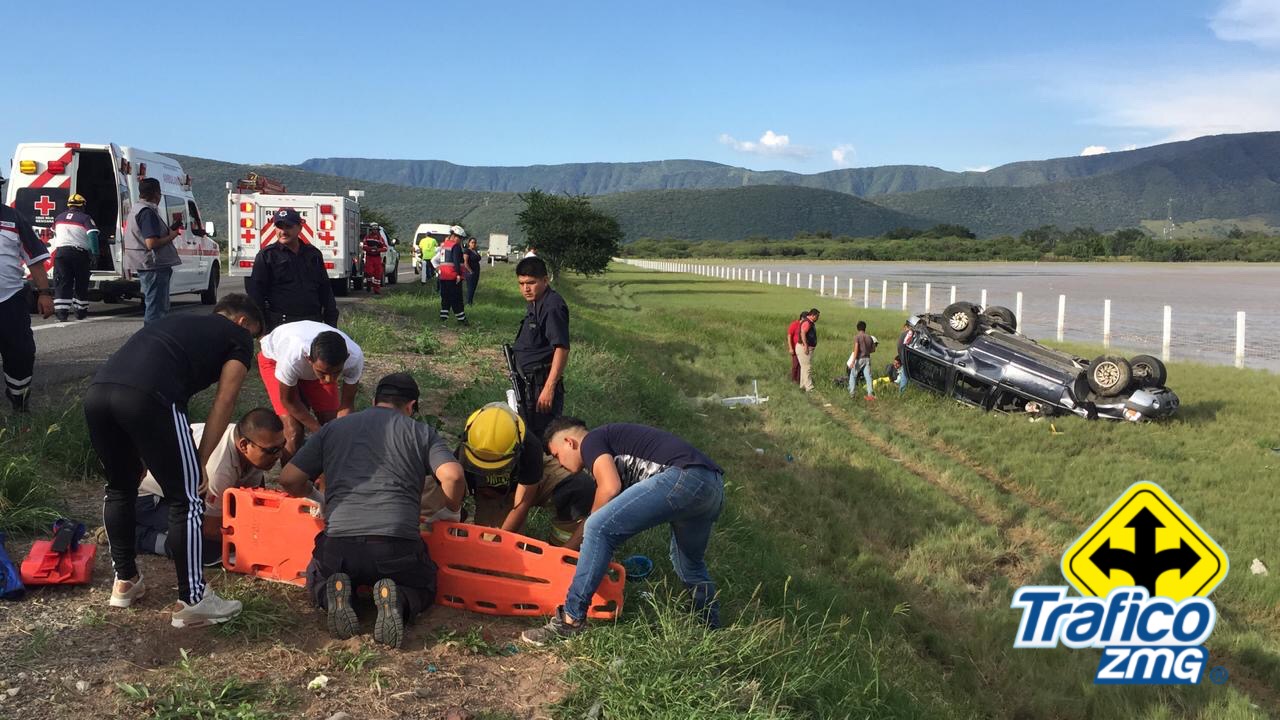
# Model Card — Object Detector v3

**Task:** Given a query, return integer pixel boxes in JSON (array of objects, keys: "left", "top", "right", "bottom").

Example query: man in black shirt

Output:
[
  {"left": 247, "top": 208, "right": 338, "bottom": 331},
  {"left": 511, "top": 256, "right": 569, "bottom": 438},
  {"left": 84, "top": 293, "right": 264, "bottom": 628}
]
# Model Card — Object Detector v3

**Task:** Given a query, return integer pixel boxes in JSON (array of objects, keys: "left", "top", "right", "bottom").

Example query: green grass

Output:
[
  {"left": 117, "top": 649, "right": 295, "bottom": 720},
  {"left": 528, "top": 263, "right": 1278, "bottom": 718},
  {"left": 0, "top": 403, "right": 96, "bottom": 533}
]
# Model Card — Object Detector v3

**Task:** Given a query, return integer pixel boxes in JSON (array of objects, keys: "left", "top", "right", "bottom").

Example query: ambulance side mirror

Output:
[{"left": 204, "top": 221, "right": 217, "bottom": 238}]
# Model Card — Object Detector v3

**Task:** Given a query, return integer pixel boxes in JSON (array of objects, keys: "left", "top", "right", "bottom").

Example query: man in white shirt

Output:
[
  {"left": 258, "top": 320, "right": 364, "bottom": 460},
  {"left": 134, "top": 408, "right": 286, "bottom": 566}
]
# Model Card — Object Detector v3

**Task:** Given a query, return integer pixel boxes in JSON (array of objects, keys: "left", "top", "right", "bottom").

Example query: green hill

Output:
[{"left": 172, "top": 155, "right": 929, "bottom": 245}]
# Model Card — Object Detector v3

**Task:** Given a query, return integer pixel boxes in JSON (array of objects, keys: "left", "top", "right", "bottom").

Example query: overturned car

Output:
[{"left": 901, "top": 302, "right": 1179, "bottom": 422}]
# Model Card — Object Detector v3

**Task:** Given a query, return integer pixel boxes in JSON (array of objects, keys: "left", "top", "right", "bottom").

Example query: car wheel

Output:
[
  {"left": 942, "top": 302, "right": 980, "bottom": 342},
  {"left": 1129, "top": 354, "right": 1167, "bottom": 388},
  {"left": 983, "top": 305, "right": 1017, "bottom": 332},
  {"left": 200, "top": 264, "right": 220, "bottom": 305},
  {"left": 1087, "top": 355, "right": 1132, "bottom": 397}
]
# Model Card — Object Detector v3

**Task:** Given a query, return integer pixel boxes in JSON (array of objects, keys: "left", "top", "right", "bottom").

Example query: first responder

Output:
[
  {"left": 361, "top": 225, "right": 387, "bottom": 295},
  {"left": 50, "top": 193, "right": 99, "bottom": 321},
  {"left": 247, "top": 208, "right": 339, "bottom": 331},
  {"left": 437, "top": 225, "right": 467, "bottom": 324},
  {"left": 0, "top": 170, "right": 55, "bottom": 411},
  {"left": 418, "top": 233, "right": 438, "bottom": 285},
  {"left": 512, "top": 255, "right": 569, "bottom": 438},
  {"left": 444, "top": 402, "right": 595, "bottom": 547}
]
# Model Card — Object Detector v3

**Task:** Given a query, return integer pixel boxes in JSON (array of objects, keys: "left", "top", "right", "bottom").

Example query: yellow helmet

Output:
[
  {"left": 67, "top": 193, "right": 86, "bottom": 207},
  {"left": 461, "top": 403, "right": 525, "bottom": 473}
]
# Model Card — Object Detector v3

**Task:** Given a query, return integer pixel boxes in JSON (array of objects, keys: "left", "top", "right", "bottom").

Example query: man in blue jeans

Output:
[
  {"left": 848, "top": 320, "right": 876, "bottom": 401},
  {"left": 522, "top": 418, "right": 725, "bottom": 644},
  {"left": 123, "top": 178, "right": 182, "bottom": 324}
]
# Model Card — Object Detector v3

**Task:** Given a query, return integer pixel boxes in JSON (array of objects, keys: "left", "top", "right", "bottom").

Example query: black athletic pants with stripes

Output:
[
  {"left": 53, "top": 247, "right": 91, "bottom": 316},
  {"left": 0, "top": 290, "right": 35, "bottom": 409},
  {"left": 84, "top": 383, "right": 206, "bottom": 604}
]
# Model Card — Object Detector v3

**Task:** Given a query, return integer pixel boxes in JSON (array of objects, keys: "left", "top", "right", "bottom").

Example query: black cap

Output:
[
  {"left": 375, "top": 372, "right": 419, "bottom": 402},
  {"left": 272, "top": 207, "right": 303, "bottom": 227}
]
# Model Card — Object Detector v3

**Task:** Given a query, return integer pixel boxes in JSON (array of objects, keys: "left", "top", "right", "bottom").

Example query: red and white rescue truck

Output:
[
  {"left": 5, "top": 142, "right": 221, "bottom": 309},
  {"left": 226, "top": 175, "right": 364, "bottom": 295}
]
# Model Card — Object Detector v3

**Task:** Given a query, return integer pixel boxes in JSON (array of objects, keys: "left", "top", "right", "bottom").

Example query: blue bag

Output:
[{"left": 0, "top": 532, "right": 26, "bottom": 600}]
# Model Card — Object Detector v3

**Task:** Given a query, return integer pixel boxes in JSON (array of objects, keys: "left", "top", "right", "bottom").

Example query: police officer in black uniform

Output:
[
  {"left": 512, "top": 256, "right": 569, "bottom": 438},
  {"left": 247, "top": 208, "right": 339, "bottom": 331},
  {"left": 0, "top": 170, "right": 55, "bottom": 411}
]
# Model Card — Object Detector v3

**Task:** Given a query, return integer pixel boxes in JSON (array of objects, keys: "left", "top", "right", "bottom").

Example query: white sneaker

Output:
[
  {"left": 170, "top": 589, "right": 242, "bottom": 628},
  {"left": 109, "top": 575, "right": 146, "bottom": 608}
]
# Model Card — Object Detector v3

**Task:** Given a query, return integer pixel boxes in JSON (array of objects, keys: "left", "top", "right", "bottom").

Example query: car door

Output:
[{"left": 161, "top": 194, "right": 198, "bottom": 292}]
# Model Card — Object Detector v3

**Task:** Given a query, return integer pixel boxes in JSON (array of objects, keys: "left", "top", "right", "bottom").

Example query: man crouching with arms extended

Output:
[
  {"left": 279, "top": 373, "right": 465, "bottom": 648},
  {"left": 522, "top": 418, "right": 726, "bottom": 645}
]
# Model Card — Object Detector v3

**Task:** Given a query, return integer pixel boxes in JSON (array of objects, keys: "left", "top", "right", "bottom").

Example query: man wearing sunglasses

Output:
[{"left": 133, "top": 408, "right": 287, "bottom": 566}]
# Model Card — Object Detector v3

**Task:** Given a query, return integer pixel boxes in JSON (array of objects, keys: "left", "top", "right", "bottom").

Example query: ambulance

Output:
[
  {"left": 227, "top": 179, "right": 363, "bottom": 296},
  {"left": 5, "top": 142, "right": 221, "bottom": 307}
]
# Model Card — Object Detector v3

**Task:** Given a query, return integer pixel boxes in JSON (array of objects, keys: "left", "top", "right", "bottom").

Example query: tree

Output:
[
  {"left": 360, "top": 206, "right": 401, "bottom": 240},
  {"left": 516, "top": 189, "right": 622, "bottom": 277}
]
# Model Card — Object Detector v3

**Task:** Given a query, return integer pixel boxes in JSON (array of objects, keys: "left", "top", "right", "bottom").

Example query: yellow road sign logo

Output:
[{"left": 1062, "top": 482, "right": 1228, "bottom": 601}]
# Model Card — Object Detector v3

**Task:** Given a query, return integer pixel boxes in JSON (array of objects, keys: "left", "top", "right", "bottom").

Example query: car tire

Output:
[
  {"left": 1129, "top": 354, "right": 1167, "bottom": 388},
  {"left": 942, "top": 302, "right": 980, "bottom": 342},
  {"left": 200, "top": 264, "right": 220, "bottom": 305},
  {"left": 1087, "top": 355, "right": 1132, "bottom": 397},
  {"left": 983, "top": 305, "right": 1017, "bottom": 332}
]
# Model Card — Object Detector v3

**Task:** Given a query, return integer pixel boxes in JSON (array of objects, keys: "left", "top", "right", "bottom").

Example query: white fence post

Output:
[
  {"left": 819, "top": 276, "right": 826, "bottom": 296},
  {"left": 1057, "top": 294, "right": 1066, "bottom": 342},
  {"left": 847, "top": 278, "right": 853, "bottom": 301},
  {"left": 767, "top": 270, "right": 772, "bottom": 284},
  {"left": 901, "top": 282, "right": 908, "bottom": 311},
  {"left": 786, "top": 272, "right": 791, "bottom": 286},
  {"left": 1103, "top": 299, "right": 1112, "bottom": 349},
  {"left": 950, "top": 285, "right": 956, "bottom": 304},
  {"left": 980, "top": 289, "right": 988, "bottom": 308},
  {"left": 863, "top": 279, "right": 869, "bottom": 308},
  {"left": 925, "top": 283, "right": 932, "bottom": 313},
  {"left": 1162, "top": 305, "right": 1172, "bottom": 362},
  {"left": 1015, "top": 292, "right": 1023, "bottom": 327},
  {"left": 1236, "top": 311, "right": 1246, "bottom": 369},
  {"left": 880, "top": 280, "right": 887, "bottom": 309},
  {"left": 808, "top": 274, "right": 813, "bottom": 290}
]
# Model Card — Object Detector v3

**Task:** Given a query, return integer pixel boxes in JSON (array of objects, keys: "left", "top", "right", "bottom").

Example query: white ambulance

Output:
[
  {"left": 5, "top": 142, "right": 221, "bottom": 306},
  {"left": 227, "top": 180, "right": 363, "bottom": 296}
]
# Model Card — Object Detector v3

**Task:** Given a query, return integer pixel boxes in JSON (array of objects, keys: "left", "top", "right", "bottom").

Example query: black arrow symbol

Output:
[{"left": 1089, "top": 507, "right": 1202, "bottom": 596}]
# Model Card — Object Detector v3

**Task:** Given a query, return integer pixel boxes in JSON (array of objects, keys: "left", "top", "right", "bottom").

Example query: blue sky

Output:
[{"left": 4, "top": 0, "right": 1279, "bottom": 173}]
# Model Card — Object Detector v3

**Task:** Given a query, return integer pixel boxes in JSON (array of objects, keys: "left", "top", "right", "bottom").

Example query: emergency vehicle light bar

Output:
[
  {"left": 320, "top": 204, "right": 333, "bottom": 214},
  {"left": 240, "top": 202, "right": 254, "bottom": 212},
  {"left": 240, "top": 218, "right": 254, "bottom": 228},
  {"left": 47, "top": 161, "right": 66, "bottom": 174}
]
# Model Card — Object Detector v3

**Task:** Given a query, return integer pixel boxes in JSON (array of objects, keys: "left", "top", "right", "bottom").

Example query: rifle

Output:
[{"left": 502, "top": 343, "right": 532, "bottom": 421}]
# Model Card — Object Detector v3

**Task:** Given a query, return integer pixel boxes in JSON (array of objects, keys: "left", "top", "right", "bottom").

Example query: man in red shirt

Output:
[{"left": 786, "top": 311, "right": 805, "bottom": 384}]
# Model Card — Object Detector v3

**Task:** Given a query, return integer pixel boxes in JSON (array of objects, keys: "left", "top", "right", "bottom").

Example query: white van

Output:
[{"left": 5, "top": 143, "right": 221, "bottom": 306}]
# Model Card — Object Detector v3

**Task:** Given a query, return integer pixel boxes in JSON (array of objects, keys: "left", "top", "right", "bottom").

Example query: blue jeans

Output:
[
  {"left": 897, "top": 363, "right": 909, "bottom": 392},
  {"left": 848, "top": 358, "right": 873, "bottom": 397},
  {"left": 565, "top": 465, "right": 724, "bottom": 626},
  {"left": 139, "top": 267, "right": 173, "bottom": 325}
]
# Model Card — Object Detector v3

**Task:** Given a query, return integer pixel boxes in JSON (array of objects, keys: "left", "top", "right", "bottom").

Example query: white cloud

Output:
[
  {"left": 831, "top": 144, "right": 856, "bottom": 167},
  {"left": 1080, "top": 145, "right": 1109, "bottom": 156},
  {"left": 718, "top": 130, "right": 813, "bottom": 159},
  {"left": 963, "top": 165, "right": 993, "bottom": 172},
  {"left": 1211, "top": 0, "right": 1280, "bottom": 48},
  {"left": 1080, "top": 69, "right": 1280, "bottom": 142}
]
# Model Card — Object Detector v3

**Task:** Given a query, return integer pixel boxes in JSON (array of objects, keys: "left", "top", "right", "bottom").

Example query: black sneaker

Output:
[
  {"left": 520, "top": 606, "right": 586, "bottom": 646},
  {"left": 325, "top": 573, "right": 360, "bottom": 640},
  {"left": 75, "top": 309, "right": 88, "bottom": 320},
  {"left": 372, "top": 578, "right": 404, "bottom": 648},
  {"left": 55, "top": 310, "right": 69, "bottom": 322}
]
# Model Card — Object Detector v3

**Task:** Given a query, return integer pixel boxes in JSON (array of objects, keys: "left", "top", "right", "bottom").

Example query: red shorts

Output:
[{"left": 258, "top": 354, "right": 341, "bottom": 415}]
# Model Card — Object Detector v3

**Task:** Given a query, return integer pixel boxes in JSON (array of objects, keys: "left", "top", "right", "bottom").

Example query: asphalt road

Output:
[{"left": 26, "top": 265, "right": 417, "bottom": 403}]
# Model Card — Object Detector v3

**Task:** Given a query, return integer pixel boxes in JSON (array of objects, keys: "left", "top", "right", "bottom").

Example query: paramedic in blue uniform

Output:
[
  {"left": 511, "top": 255, "right": 569, "bottom": 438},
  {"left": 50, "top": 193, "right": 99, "bottom": 321},
  {"left": 247, "top": 207, "right": 339, "bottom": 331},
  {"left": 0, "top": 170, "right": 54, "bottom": 411}
]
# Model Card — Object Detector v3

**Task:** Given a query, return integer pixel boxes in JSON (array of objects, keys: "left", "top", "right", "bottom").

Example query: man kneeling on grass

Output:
[
  {"left": 135, "top": 408, "right": 286, "bottom": 566},
  {"left": 522, "top": 418, "right": 726, "bottom": 645},
  {"left": 279, "top": 373, "right": 466, "bottom": 648}
]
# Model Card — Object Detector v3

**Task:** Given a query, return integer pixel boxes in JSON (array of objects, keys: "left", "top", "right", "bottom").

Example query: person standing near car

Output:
[
  {"left": 417, "top": 233, "right": 437, "bottom": 286},
  {"left": 0, "top": 170, "right": 54, "bottom": 411},
  {"left": 437, "top": 225, "right": 467, "bottom": 324},
  {"left": 795, "top": 308, "right": 819, "bottom": 392},
  {"left": 848, "top": 320, "right": 876, "bottom": 401},
  {"left": 361, "top": 225, "right": 388, "bottom": 295},
  {"left": 247, "top": 208, "right": 339, "bottom": 331},
  {"left": 464, "top": 237, "right": 482, "bottom": 305},
  {"left": 123, "top": 178, "right": 182, "bottom": 325},
  {"left": 512, "top": 256, "right": 569, "bottom": 438},
  {"left": 84, "top": 293, "right": 264, "bottom": 627},
  {"left": 49, "top": 193, "right": 99, "bottom": 322}
]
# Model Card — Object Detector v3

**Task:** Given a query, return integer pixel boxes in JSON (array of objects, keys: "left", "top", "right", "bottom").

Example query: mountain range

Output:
[{"left": 174, "top": 131, "right": 1280, "bottom": 244}]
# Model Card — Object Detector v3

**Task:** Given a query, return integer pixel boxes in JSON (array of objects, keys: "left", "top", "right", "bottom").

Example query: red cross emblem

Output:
[
  {"left": 319, "top": 231, "right": 334, "bottom": 244},
  {"left": 240, "top": 229, "right": 256, "bottom": 244},
  {"left": 33, "top": 195, "right": 56, "bottom": 217}
]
